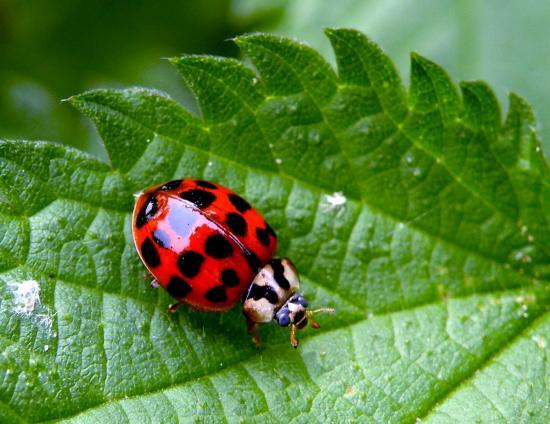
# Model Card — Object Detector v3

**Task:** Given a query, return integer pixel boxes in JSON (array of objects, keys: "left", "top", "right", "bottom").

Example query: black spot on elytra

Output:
[
  {"left": 221, "top": 268, "right": 239, "bottom": 287},
  {"left": 159, "top": 180, "right": 182, "bottom": 191},
  {"left": 256, "top": 227, "right": 270, "bottom": 246},
  {"left": 180, "top": 189, "right": 216, "bottom": 209},
  {"left": 195, "top": 180, "right": 217, "bottom": 189},
  {"left": 177, "top": 251, "right": 204, "bottom": 278},
  {"left": 205, "top": 234, "right": 233, "bottom": 259},
  {"left": 167, "top": 276, "right": 191, "bottom": 298},
  {"left": 271, "top": 259, "right": 290, "bottom": 290},
  {"left": 226, "top": 212, "right": 247, "bottom": 236},
  {"left": 136, "top": 195, "right": 158, "bottom": 228},
  {"left": 246, "top": 283, "right": 278, "bottom": 304},
  {"left": 140, "top": 238, "right": 160, "bottom": 267},
  {"left": 152, "top": 228, "right": 170, "bottom": 248},
  {"left": 228, "top": 193, "right": 251, "bottom": 213},
  {"left": 245, "top": 251, "right": 262, "bottom": 272},
  {"left": 205, "top": 286, "right": 227, "bottom": 303}
]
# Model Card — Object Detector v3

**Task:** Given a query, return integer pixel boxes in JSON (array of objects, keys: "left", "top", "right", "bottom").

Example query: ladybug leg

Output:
[
  {"left": 290, "top": 324, "right": 299, "bottom": 349},
  {"left": 246, "top": 317, "right": 261, "bottom": 348},
  {"left": 143, "top": 273, "right": 160, "bottom": 288},
  {"left": 168, "top": 300, "right": 185, "bottom": 313}
]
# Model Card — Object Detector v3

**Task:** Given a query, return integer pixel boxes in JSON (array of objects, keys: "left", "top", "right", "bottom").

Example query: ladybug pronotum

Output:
[{"left": 132, "top": 178, "right": 334, "bottom": 348}]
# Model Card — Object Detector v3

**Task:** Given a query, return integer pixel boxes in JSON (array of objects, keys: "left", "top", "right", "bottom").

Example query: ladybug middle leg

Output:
[{"left": 246, "top": 317, "right": 261, "bottom": 348}]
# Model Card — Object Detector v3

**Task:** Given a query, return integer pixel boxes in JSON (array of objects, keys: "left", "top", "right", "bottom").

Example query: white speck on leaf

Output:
[
  {"left": 9, "top": 280, "right": 41, "bottom": 315},
  {"left": 8, "top": 279, "right": 54, "bottom": 334},
  {"left": 252, "top": 77, "right": 258, "bottom": 85},
  {"left": 324, "top": 192, "right": 346, "bottom": 209},
  {"left": 521, "top": 225, "right": 528, "bottom": 234},
  {"left": 518, "top": 304, "right": 529, "bottom": 318},
  {"left": 44, "top": 345, "right": 50, "bottom": 352},
  {"left": 532, "top": 335, "right": 546, "bottom": 349},
  {"left": 308, "top": 129, "right": 321, "bottom": 145},
  {"left": 275, "top": 158, "right": 283, "bottom": 165},
  {"left": 412, "top": 167, "right": 422, "bottom": 176}
]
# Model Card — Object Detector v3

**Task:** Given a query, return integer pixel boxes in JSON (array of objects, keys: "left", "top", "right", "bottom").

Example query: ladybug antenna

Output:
[
  {"left": 289, "top": 307, "right": 335, "bottom": 348},
  {"left": 276, "top": 293, "right": 335, "bottom": 348},
  {"left": 305, "top": 307, "right": 336, "bottom": 330}
]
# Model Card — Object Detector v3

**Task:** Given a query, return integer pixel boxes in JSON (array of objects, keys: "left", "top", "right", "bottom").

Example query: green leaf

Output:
[
  {"left": 235, "top": 0, "right": 550, "bottom": 157},
  {"left": 1, "top": 29, "right": 549, "bottom": 422}
]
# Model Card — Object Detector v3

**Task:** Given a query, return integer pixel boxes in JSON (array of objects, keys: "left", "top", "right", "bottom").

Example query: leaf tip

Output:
[{"left": 233, "top": 32, "right": 264, "bottom": 48}]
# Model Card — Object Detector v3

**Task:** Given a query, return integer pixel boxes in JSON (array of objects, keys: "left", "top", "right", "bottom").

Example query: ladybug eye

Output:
[{"left": 275, "top": 308, "right": 290, "bottom": 327}]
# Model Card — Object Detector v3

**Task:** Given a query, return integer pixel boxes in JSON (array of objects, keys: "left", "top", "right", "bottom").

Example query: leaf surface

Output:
[{"left": 0, "top": 29, "right": 548, "bottom": 423}]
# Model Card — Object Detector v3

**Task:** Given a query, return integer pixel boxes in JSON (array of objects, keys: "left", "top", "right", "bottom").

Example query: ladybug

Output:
[{"left": 132, "top": 178, "right": 333, "bottom": 348}]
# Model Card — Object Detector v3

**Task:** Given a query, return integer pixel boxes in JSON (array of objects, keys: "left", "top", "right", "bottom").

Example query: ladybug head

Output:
[
  {"left": 243, "top": 258, "right": 334, "bottom": 348},
  {"left": 274, "top": 292, "right": 335, "bottom": 348}
]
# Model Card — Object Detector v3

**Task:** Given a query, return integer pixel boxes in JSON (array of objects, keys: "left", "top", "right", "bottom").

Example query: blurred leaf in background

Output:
[
  {"left": 0, "top": 0, "right": 243, "bottom": 160},
  {"left": 232, "top": 0, "right": 550, "bottom": 156},
  {"left": 5, "top": 1, "right": 549, "bottom": 159}
]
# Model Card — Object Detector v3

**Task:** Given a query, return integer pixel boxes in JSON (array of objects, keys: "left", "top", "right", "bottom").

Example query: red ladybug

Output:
[{"left": 132, "top": 179, "right": 333, "bottom": 347}]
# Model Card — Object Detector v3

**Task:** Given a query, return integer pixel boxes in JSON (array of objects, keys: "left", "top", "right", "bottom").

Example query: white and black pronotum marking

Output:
[{"left": 243, "top": 258, "right": 334, "bottom": 348}]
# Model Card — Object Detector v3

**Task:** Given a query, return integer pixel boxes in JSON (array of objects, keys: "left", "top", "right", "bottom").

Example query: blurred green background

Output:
[{"left": 2, "top": 0, "right": 549, "bottom": 160}]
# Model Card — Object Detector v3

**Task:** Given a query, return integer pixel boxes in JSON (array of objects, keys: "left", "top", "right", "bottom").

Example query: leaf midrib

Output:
[{"left": 1, "top": 137, "right": 542, "bottom": 334}]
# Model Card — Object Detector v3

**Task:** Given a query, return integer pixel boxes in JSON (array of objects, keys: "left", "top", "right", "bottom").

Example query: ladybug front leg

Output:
[
  {"left": 143, "top": 273, "right": 160, "bottom": 288},
  {"left": 246, "top": 317, "right": 261, "bottom": 348}
]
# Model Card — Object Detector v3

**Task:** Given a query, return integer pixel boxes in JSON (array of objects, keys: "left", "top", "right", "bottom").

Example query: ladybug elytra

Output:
[{"left": 132, "top": 178, "right": 333, "bottom": 348}]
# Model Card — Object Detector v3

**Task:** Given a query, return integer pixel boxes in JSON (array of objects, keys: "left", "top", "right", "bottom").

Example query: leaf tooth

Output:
[
  {"left": 409, "top": 52, "right": 460, "bottom": 124},
  {"left": 500, "top": 92, "right": 548, "bottom": 174},
  {"left": 460, "top": 81, "right": 502, "bottom": 136},
  {"left": 235, "top": 33, "right": 337, "bottom": 103},
  {"left": 325, "top": 28, "right": 408, "bottom": 123},
  {"left": 69, "top": 88, "right": 204, "bottom": 174},
  {"left": 170, "top": 55, "right": 264, "bottom": 123}
]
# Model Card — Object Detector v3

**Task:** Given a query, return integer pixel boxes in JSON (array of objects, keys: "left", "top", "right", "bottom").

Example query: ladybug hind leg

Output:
[{"left": 168, "top": 300, "right": 186, "bottom": 313}]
